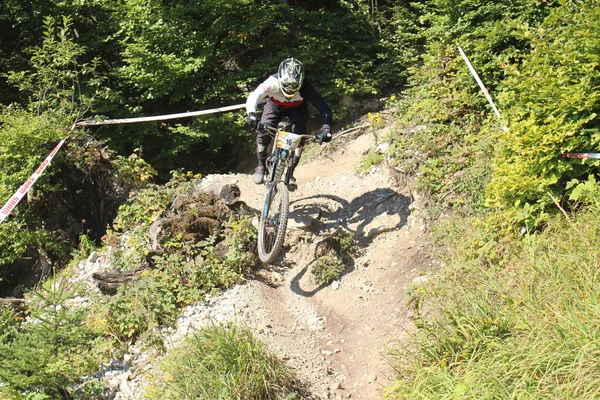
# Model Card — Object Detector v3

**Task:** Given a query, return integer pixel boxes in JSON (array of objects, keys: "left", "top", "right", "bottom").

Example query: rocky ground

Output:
[{"left": 88, "top": 122, "right": 434, "bottom": 399}]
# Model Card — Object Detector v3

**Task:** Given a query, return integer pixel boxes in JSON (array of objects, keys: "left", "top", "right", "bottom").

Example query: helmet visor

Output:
[
  {"left": 280, "top": 77, "right": 300, "bottom": 97},
  {"left": 282, "top": 85, "right": 299, "bottom": 96}
]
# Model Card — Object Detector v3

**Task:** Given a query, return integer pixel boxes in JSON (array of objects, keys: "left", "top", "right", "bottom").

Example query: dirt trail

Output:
[{"left": 202, "top": 129, "right": 432, "bottom": 399}]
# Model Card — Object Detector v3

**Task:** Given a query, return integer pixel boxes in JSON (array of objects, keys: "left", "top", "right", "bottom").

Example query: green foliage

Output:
[
  {"left": 110, "top": 183, "right": 174, "bottom": 233},
  {"left": 0, "top": 15, "right": 105, "bottom": 270},
  {"left": 112, "top": 148, "right": 158, "bottom": 189},
  {"left": 105, "top": 275, "right": 178, "bottom": 342},
  {"left": 373, "top": 1, "right": 426, "bottom": 87},
  {"left": 486, "top": 1, "right": 600, "bottom": 228},
  {"left": 5, "top": 15, "right": 103, "bottom": 117},
  {"left": 0, "top": 304, "right": 20, "bottom": 344},
  {"left": 150, "top": 323, "right": 298, "bottom": 400},
  {"left": 100, "top": 172, "right": 257, "bottom": 342},
  {"left": 357, "top": 150, "right": 385, "bottom": 173},
  {"left": 68, "top": 232, "right": 99, "bottom": 266},
  {"left": 311, "top": 249, "right": 345, "bottom": 286},
  {"left": 385, "top": 0, "right": 561, "bottom": 221},
  {"left": 331, "top": 229, "right": 360, "bottom": 258},
  {"left": 0, "top": 280, "right": 109, "bottom": 399},
  {"left": 311, "top": 229, "right": 357, "bottom": 285},
  {"left": 567, "top": 175, "right": 600, "bottom": 208},
  {"left": 386, "top": 203, "right": 600, "bottom": 399},
  {"left": 220, "top": 216, "right": 258, "bottom": 277},
  {"left": 0, "top": 107, "right": 65, "bottom": 198}
]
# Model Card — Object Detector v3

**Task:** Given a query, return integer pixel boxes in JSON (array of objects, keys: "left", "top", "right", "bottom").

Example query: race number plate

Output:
[{"left": 275, "top": 131, "right": 302, "bottom": 151}]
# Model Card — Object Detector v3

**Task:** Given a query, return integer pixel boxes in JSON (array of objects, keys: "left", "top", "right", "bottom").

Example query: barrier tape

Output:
[
  {"left": 0, "top": 139, "right": 66, "bottom": 224},
  {"left": 0, "top": 103, "right": 247, "bottom": 225},
  {"left": 458, "top": 46, "right": 509, "bottom": 133},
  {"left": 561, "top": 153, "right": 600, "bottom": 159},
  {"left": 77, "top": 103, "right": 246, "bottom": 126}
]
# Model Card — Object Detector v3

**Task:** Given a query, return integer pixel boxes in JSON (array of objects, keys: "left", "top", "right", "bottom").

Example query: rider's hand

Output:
[
  {"left": 317, "top": 124, "right": 332, "bottom": 144},
  {"left": 247, "top": 112, "right": 258, "bottom": 129}
]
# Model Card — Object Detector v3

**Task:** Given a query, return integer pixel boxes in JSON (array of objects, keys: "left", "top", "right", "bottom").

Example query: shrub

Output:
[
  {"left": 0, "top": 280, "right": 109, "bottom": 399},
  {"left": 311, "top": 249, "right": 345, "bottom": 286},
  {"left": 486, "top": 1, "right": 600, "bottom": 229},
  {"left": 311, "top": 229, "right": 358, "bottom": 286}
]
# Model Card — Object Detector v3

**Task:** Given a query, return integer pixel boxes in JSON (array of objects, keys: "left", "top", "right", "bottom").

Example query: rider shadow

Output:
[{"left": 288, "top": 187, "right": 412, "bottom": 297}]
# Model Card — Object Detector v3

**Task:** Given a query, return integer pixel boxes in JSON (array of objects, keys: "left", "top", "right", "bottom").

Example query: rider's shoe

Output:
[
  {"left": 288, "top": 176, "right": 297, "bottom": 191},
  {"left": 253, "top": 166, "right": 266, "bottom": 184}
]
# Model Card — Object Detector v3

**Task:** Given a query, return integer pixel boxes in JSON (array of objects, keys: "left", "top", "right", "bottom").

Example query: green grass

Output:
[
  {"left": 149, "top": 323, "right": 299, "bottom": 400},
  {"left": 386, "top": 206, "right": 600, "bottom": 399},
  {"left": 356, "top": 149, "right": 385, "bottom": 174}
]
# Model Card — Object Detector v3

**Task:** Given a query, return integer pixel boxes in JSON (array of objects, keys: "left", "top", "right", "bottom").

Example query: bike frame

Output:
[
  {"left": 257, "top": 124, "right": 315, "bottom": 263},
  {"left": 262, "top": 125, "right": 314, "bottom": 217}
]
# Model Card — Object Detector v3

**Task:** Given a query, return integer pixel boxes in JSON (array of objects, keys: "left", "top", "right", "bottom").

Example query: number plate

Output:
[{"left": 275, "top": 131, "right": 302, "bottom": 151}]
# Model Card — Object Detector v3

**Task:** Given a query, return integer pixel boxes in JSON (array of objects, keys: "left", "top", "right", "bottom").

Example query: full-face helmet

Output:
[{"left": 277, "top": 58, "right": 304, "bottom": 99}]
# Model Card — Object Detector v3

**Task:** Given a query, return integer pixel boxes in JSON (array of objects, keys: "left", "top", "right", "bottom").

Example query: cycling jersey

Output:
[{"left": 246, "top": 74, "right": 332, "bottom": 126}]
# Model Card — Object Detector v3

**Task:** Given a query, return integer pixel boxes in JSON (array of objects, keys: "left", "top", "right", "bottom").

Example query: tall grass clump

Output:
[
  {"left": 385, "top": 203, "right": 600, "bottom": 399},
  {"left": 149, "top": 323, "right": 299, "bottom": 400}
]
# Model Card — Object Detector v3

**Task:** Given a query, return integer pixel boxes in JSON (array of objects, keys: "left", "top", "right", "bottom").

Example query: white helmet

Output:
[{"left": 277, "top": 58, "right": 304, "bottom": 99}]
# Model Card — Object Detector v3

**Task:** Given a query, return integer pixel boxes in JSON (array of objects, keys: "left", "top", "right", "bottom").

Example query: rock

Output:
[
  {"left": 93, "top": 270, "right": 141, "bottom": 295},
  {"left": 88, "top": 251, "right": 99, "bottom": 263},
  {"left": 376, "top": 143, "right": 390, "bottom": 154},
  {"left": 0, "top": 298, "right": 27, "bottom": 315},
  {"left": 203, "top": 182, "right": 242, "bottom": 205},
  {"left": 288, "top": 215, "right": 312, "bottom": 230}
]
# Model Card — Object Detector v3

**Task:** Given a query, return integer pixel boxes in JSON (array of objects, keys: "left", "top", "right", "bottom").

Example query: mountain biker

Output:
[{"left": 246, "top": 57, "right": 333, "bottom": 187}]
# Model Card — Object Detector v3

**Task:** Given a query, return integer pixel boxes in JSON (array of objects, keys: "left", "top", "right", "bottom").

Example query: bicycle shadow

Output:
[{"left": 287, "top": 188, "right": 412, "bottom": 297}]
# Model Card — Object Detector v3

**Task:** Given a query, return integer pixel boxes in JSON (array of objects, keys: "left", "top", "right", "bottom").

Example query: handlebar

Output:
[{"left": 263, "top": 124, "right": 317, "bottom": 139}]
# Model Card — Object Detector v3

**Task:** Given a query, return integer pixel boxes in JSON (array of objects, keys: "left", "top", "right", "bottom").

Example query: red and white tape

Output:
[
  {"left": 77, "top": 103, "right": 245, "bottom": 126},
  {"left": 0, "top": 139, "right": 66, "bottom": 224},
  {"left": 0, "top": 103, "right": 246, "bottom": 224},
  {"left": 561, "top": 153, "right": 600, "bottom": 159}
]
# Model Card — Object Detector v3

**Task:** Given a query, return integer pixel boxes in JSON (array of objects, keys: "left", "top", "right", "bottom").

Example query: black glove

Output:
[
  {"left": 247, "top": 112, "right": 258, "bottom": 129},
  {"left": 317, "top": 124, "right": 332, "bottom": 144}
]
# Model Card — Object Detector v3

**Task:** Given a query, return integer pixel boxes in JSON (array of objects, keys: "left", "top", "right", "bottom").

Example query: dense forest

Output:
[
  {"left": 0, "top": 0, "right": 421, "bottom": 291},
  {"left": 1, "top": 0, "right": 600, "bottom": 398}
]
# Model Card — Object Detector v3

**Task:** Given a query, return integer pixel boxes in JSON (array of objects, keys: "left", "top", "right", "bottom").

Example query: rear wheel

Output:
[{"left": 258, "top": 181, "right": 289, "bottom": 263}]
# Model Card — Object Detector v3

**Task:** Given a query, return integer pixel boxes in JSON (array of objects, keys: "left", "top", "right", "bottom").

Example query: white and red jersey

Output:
[{"left": 246, "top": 74, "right": 332, "bottom": 126}]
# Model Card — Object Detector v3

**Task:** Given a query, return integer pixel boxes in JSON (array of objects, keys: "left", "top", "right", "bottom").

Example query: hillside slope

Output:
[{"left": 113, "top": 125, "right": 433, "bottom": 400}]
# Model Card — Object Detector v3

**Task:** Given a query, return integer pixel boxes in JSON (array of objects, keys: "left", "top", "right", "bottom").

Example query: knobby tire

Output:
[{"left": 258, "top": 181, "right": 289, "bottom": 263}]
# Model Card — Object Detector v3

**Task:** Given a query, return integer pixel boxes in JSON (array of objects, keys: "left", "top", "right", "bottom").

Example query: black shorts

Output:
[{"left": 257, "top": 99, "right": 309, "bottom": 145}]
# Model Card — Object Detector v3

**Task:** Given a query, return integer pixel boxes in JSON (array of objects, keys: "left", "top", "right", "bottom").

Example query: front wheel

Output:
[{"left": 258, "top": 181, "right": 289, "bottom": 263}]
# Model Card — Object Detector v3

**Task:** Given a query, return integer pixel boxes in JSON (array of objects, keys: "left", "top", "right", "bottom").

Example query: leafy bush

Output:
[
  {"left": 0, "top": 15, "right": 107, "bottom": 273},
  {"left": 104, "top": 275, "right": 179, "bottom": 343},
  {"left": 311, "top": 249, "right": 345, "bottom": 286},
  {"left": 311, "top": 230, "right": 357, "bottom": 285},
  {"left": 150, "top": 323, "right": 298, "bottom": 400},
  {"left": 486, "top": 1, "right": 600, "bottom": 229},
  {"left": 385, "top": 0, "right": 556, "bottom": 220}
]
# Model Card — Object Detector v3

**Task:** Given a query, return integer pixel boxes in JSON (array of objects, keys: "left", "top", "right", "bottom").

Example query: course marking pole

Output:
[{"left": 458, "top": 46, "right": 509, "bottom": 132}]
